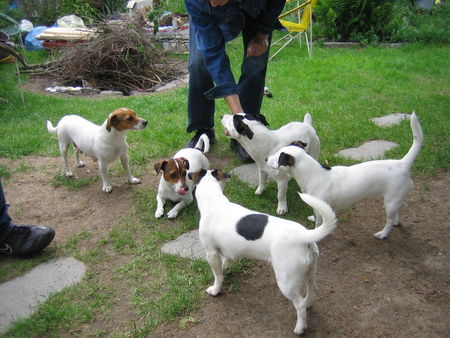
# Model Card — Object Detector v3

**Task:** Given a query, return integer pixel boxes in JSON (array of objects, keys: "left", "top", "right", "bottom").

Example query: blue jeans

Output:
[
  {"left": 0, "top": 180, "right": 13, "bottom": 242},
  {"left": 187, "top": 15, "right": 272, "bottom": 133}
]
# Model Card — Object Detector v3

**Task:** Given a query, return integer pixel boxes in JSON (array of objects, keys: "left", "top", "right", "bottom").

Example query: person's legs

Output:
[
  {"left": 187, "top": 21, "right": 215, "bottom": 134},
  {"left": 0, "top": 180, "right": 13, "bottom": 243},
  {"left": 230, "top": 19, "right": 272, "bottom": 162},
  {"left": 0, "top": 180, "right": 55, "bottom": 256},
  {"left": 238, "top": 18, "right": 271, "bottom": 115}
]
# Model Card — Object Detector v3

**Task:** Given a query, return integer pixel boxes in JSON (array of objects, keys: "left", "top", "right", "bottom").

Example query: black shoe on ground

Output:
[
  {"left": 187, "top": 128, "right": 216, "bottom": 148},
  {"left": 230, "top": 139, "right": 254, "bottom": 163},
  {"left": 0, "top": 225, "right": 55, "bottom": 256}
]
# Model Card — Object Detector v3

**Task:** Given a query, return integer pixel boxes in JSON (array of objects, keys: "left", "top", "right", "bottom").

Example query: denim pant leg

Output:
[
  {"left": 238, "top": 23, "right": 271, "bottom": 115},
  {"left": 187, "top": 22, "right": 216, "bottom": 133},
  {"left": 0, "top": 180, "right": 13, "bottom": 242}
]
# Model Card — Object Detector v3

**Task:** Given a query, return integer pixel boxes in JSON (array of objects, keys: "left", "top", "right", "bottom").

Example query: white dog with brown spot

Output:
[
  {"left": 47, "top": 107, "right": 147, "bottom": 192},
  {"left": 154, "top": 134, "right": 210, "bottom": 218}
]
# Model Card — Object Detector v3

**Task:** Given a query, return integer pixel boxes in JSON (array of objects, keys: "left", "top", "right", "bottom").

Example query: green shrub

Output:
[{"left": 314, "top": 0, "right": 450, "bottom": 43}]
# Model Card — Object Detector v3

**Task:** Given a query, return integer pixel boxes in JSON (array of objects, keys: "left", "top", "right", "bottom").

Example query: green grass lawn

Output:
[{"left": 0, "top": 42, "right": 449, "bottom": 336}]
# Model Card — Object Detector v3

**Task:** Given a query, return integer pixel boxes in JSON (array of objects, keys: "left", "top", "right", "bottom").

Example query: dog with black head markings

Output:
[
  {"left": 266, "top": 112, "right": 423, "bottom": 239},
  {"left": 189, "top": 169, "right": 336, "bottom": 335},
  {"left": 154, "top": 134, "right": 210, "bottom": 218},
  {"left": 47, "top": 107, "right": 147, "bottom": 192},
  {"left": 221, "top": 112, "right": 320, "bottom": 215}
]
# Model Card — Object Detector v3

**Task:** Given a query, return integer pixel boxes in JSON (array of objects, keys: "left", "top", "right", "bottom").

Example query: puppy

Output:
[
  {"left": 47, "top": 107, "right": 147, "bottom": 193},
  {"left": 154, "top": 134, "right": 210, "bottom": 218},
  {"left": 189, "top": 169, "right": 336, "bottom": 335},
  {"left": 266, "top": 112, "right": 423, "bottom": 239},
  {"left": 221, "top": 113, "right": 320, "bottom": 214}
]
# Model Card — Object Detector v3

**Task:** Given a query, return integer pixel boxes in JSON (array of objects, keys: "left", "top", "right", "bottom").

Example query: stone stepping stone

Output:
[
  {"left": 336, "top": 140, "right": 398, "bottom": 161},
  {"left": 230, "top": 163, "right": 259, "bottom": 188},
  {"left": 0, "top": 257, "right": 86, "bottom": 332},
  {"left": 161, "top": 229, "right": 205, "bottom": 260},
  {"left": 370, "top": 113, "right": 410, "bottom": 127}
]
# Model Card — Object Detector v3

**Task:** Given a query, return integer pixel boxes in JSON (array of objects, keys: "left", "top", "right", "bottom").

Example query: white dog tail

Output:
[
  {"left": 303, "top": 113, "right": 313, "bottom": 126},
  {"left": 194, "top": 133, "right": 210, "bottom": 153},
  {"left": 401, "top": 112, "right": 423, "bottom": 170},
  {"left": 299, "top": 193, "right": 337, "bottom": 243},
  {"left": 46, "top": 120, "right": 57, "bottom": 135}
]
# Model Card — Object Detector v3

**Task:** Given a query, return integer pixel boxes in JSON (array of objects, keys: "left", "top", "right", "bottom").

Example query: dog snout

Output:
[
  {"left": 265, "top": 157, "right": 268, "bottom": 162},
  {"left": 142, "top": 120, "right": 148, "bottom": 127}
]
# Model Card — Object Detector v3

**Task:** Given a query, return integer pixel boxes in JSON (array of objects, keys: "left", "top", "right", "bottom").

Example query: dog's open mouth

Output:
[{"left": 178, "top": 187, "right": 188, "bottom": 195}]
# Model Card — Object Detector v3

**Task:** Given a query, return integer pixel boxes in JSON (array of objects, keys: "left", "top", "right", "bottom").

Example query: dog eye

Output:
[
  {"left": 170, "top": 173, "right": 177, "bottom": 178},
  {"left": 127, "top": 116, "right": 133, "bottom": 121}
]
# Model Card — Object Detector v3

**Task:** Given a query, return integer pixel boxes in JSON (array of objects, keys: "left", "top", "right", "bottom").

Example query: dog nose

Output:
[
  {"left": 265, "top": 157, "right": 268, "bottom": 162},
  {"left": 220, "top": 115, "right": 224, "bottom": 119},
  {"left": 143, "top": 120, "right": 148, "bottom": 126}
]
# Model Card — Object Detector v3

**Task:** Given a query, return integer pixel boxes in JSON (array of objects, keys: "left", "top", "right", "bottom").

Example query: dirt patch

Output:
[{"left": 0, "top": 155, "right": 448, "bottom": 337}]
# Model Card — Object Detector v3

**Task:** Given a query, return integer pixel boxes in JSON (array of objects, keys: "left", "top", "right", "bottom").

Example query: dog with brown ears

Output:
[
  {"left": 47, "top": 107, "right": 147, "bottom": 193},
  {"left": 154, "top": 134, "right": 210, "bottom": 218}
]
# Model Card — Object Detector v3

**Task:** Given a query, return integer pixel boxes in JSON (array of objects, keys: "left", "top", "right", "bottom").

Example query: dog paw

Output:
[
  {"left": 374, "top": 231, "right": 388, "bottom": 240},
  {"left": 307, "top": 215, "right": 316, "bottom": 222},
  {"left": 129, "top": 177, "right": 141, "bottom": 184},
  {"left": 206, "top": 286, "right": 220, "bottom": 296},
  {"left": 255, "top": 187, "right": 264, "bottom": 195},
  {"left": 65, "top": 171, "right": 73, "bottom": 177},
  {"left": 277, "top": 205, "right": 288, "bottom": 215},
  {"left": 293, "top": 327, "right": 306, "bottom": 336},
  {"left": 77, "top": 161, "right": 85, "bottom": 168},
  {"left": 102, "top": 185, "right": 113, "bottom": 193},
  {"left": 167, "top": 209, "right": 179, "bottom": 219},
  {"left": 155, "top": 210, "right": 164, "bottom": 218}
]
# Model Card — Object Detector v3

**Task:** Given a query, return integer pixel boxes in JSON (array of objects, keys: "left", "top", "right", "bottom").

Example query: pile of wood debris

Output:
[{"left": 24, "top": 20, "right": 182, "bottom": 95}]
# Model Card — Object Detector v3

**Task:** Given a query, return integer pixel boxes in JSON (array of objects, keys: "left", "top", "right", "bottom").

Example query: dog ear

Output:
[
  {"left": 181, "top": 157, "right": 190, "bottom": 170},
  {"left": 211, "top": 169, "right": 231, "bottom": 181},
  {"left": 106, "top": 114, "right": 118, "bottom": 132},
  {"left": 154, "top": 160, "right": 167, "bottom": 174},
  {"left": 233, "top": 115, "right": 254, "bottom": 139},
  {"left": 278, "top": 152, "right": 295, "bottom": 167},
  {"left": 188, "top": 169, "right": 207, "bottom": 184},
  {"left": 290, "top": 140, "right": 307, "bottom": 149},
  {"left": 244, "top": 113, "right": 269, "bottom": 126}
]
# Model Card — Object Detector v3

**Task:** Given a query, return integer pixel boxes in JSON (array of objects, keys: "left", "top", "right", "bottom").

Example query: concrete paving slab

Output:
[
  {"left": 230, "top": 163, "right": 259, "bottom": 188},
  {"left": 161, "top": 230, "right": 205, "bottom": 260},
  {"left": 0, "top": 257, "right": 86, "bottom": 332},
  {"left": 336, "top": 140, "right": 398, "bottom": 161},
  {"left": 370, "top": 113, "right": 410, "bottom": 127}
]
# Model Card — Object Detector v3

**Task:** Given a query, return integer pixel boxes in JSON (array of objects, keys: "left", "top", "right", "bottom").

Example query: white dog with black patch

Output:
[
  {"left": 189, "top": 169, "right": 337, "bottom": 335},
  {"left": 221, "top": 113, "right": 320, "bottom": 215},
  {"left": 266, "top": 112, "right": 423, "bottom": 239}
]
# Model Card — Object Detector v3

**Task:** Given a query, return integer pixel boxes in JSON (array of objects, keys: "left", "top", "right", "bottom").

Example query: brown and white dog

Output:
[
  {"left": 47, "top": 107, "right": 147, "bottom": 192},
  {"left": 189, "top": 169, "right": 336, "bottom": 335},
  {"left": 154, "top": 134, "right": 210, "bottom": 218},
  {"left": 221, "top": 113, "right": 320, "bottom": 215}
]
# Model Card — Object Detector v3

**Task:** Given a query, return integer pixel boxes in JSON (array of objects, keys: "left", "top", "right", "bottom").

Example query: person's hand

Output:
[
  {"left": 210, "top": 0, "right": 229, "bottom": 7},
  {"left": 247, "top": 33, "right": 269, "bottom": 57}
]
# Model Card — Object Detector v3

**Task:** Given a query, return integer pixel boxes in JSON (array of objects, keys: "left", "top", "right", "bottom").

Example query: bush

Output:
[{"left": 314, "top": 0, "right": 450, "bottom": 43}]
